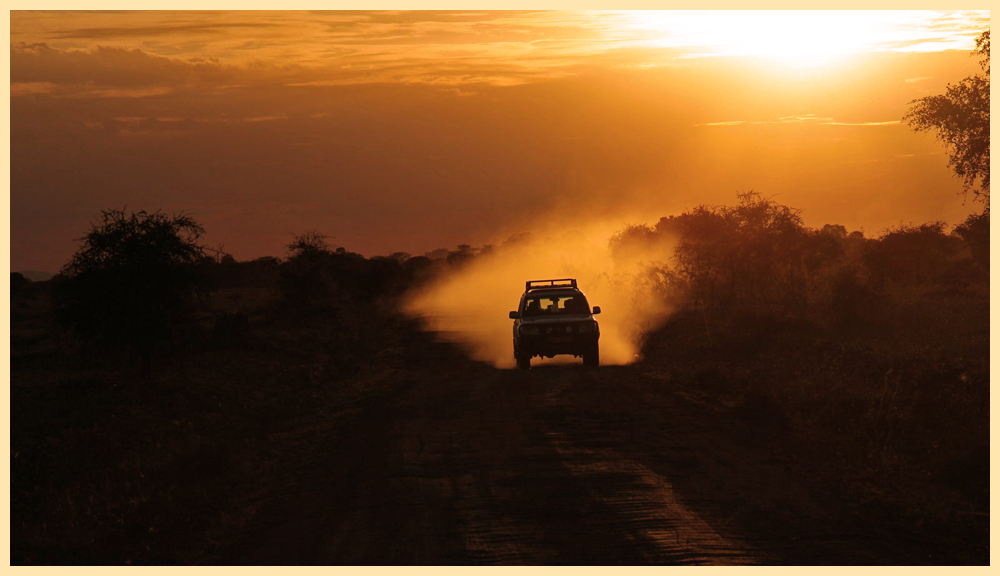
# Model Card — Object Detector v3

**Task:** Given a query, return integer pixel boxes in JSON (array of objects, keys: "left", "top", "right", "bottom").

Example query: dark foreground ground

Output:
[
  {"left": 212, "top": 334, "right": 985, "bottom": 565},
  {"left": 12, "top": 287, "right": 988, "bottom": 565}
]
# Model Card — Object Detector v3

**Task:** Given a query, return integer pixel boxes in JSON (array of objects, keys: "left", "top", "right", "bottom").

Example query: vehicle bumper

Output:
[{"left": 517, "top": 334, "right": 599, "bottom": 358}]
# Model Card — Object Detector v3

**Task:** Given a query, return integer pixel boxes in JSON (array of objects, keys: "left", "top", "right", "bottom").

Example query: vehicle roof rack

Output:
[{"left": 526, "top": 278, "right": 577, "bottom": 292}]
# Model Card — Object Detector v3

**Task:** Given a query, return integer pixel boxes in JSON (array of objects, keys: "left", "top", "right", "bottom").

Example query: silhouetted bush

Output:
[
  {"left": 55, "top": 209, "right": 206, "bottom": 375},
  {"left": 278, "top": 232, "right": 340, "bottom": 308},
  {"left": 11, "top": 272, "right": 29, "bottom": 294},
  {"left": 825, "top": 265, "right": 880, "bottom": 332},
  {"left": 202, "top": 254, "right": 282, "bottom": 291},
  {"left": 362, "top": 256, "right": 408, "bottom": 297},
  {"left": 446, "top": 244, "right": 476, "bottom": 268},
  {"left": 952, "top": 211, "right": 989, "bottom": 273},
  {"left": 803, "top": 225, "right": 847, "bottom": 272},
  {"left": 608, "top": 223, "right": 660, "bottom": 264},
  {"left": 866, "top": 222, "right": 963, "bottom": 285},
  {"left": 664, "top": 191, "right": 811, "bottom": 321},
  {"left": 278, "top": 232, "right": 413, "bottom": 309},
  {"left": 623, "top": 193, "right": 986, "bottom": 337}
]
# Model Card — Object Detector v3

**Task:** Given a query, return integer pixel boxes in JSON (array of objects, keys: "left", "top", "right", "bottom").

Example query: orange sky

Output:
[{"left": 9, "top": 10, "right": 990, "bottom": 272}]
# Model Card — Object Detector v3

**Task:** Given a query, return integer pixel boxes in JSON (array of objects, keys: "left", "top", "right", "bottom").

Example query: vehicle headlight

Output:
[
  {"left": 520, "top": 326, "right": 540, "bottom": 336},
  {"left": 578, "top": 321, "right": 598, "bottom": 333}
]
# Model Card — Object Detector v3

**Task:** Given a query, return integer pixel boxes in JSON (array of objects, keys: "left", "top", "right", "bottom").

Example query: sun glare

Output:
[{"left": 615, "top": 10, "right": 984, "bottom": 69}]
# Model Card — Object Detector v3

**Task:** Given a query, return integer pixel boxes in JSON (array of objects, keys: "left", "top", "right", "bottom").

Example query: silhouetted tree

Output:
[
  {"left": 253, "top": 256, "right": 282, "bottom": 267},
  {"left": 825, "top": 265, "right": 880, "bottom": 333},
  {"left": 11, "top": 272, "right": 29, "bottom": 294},
  {"left": 669, "top": 192, "right": 810, "bottom": 320},
  {"left": 866, "top": 222, "right": 962, "bottom": 284},
  {"left": 802, "top": 224, "right": 848, "bottom": 272},
  {"left": 952, "top": 211, "right": 990, "bottom": 272},
  {"left": 280, "top": 232, "right": 404, "bottom": 306},
  {"left": 446, "top": 244, "right": 475, "bottom": 267},
  {"left": 820, "top": 224, "right": 848, "bottom": 239},
  {"left": 500, "top": 232, "right": 536, "bottom": 249},
  {"left": 608, "top": 224, "right": 658, "bottom": 263},
  {"left": 279, "top": 231, "right": 336, "bottom": 307},
  {"left": 423, "top": 247, "right": 451, "bottom": 260},
  {"left": 287, "top": 230, "right": 332, "bottom": 257},
  {"left": 904, "top": 29, "right": 990, "bottom": 202},
  {"left": 56, "top": 209, "right": 206, "bottom": 375}
]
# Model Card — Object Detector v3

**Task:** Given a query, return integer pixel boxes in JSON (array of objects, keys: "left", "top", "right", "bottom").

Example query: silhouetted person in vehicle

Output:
[{"left": 525, "top": 299, "right": 542, "bottom": 316}]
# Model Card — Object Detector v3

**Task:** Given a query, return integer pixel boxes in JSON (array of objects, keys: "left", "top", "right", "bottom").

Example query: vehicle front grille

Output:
[{"left": 540, "top": 324, "right": 576, "bottom": 335}]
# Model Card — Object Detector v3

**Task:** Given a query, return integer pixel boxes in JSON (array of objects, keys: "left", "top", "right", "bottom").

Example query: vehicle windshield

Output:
[{"left": 522, "top": 293, "right": 590, "bottom": 317}]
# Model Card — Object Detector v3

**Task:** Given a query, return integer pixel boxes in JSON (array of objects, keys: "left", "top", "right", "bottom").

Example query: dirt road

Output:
[{"left": 212, "top": 334, "right": 965, "bottom": 565}]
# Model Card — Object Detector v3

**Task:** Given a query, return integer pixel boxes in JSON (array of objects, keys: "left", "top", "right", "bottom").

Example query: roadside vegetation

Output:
[
  {"left": 11, "top": 226, "right": 424, "bottom": 563},
  {"left": 11, "top": 191, "right": 989, "bottom": 563},
  {"left": 615, "top": 192, "right": 989, "bottom": 545}
]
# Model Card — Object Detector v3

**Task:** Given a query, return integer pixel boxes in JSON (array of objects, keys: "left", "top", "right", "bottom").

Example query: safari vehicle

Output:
[{"left": 509, "top": 278, "right": 601, "bottom": 370}]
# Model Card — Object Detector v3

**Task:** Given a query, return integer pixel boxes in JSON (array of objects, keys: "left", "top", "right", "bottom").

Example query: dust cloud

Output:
[{"left": 402, "top": 218, "right": 679, "bottom": 368}]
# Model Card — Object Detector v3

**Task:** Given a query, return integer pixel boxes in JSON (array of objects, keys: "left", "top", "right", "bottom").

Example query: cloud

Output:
[
  {"left": 9, "top": 35, "right": 595, "bottom": 95},
  {"left": 46, "top": 20, "right": 286, "bottom": 41},
  {"left": 12, "top": 11, "right": 988, "bottom": 93},
  {"left": 697, "top": 114, "right": 901, "bottom": 127},
  {"left": 11, "top": 42, "right": 239, "bottom": 91},
  {"left": 698, "top": 120, "right": 748, "bottom": 126},
  {"left": 76, "top": 86, "right": 176, "bottom": 99},
  {"left": 440, "top": 87, "right": 478, "bottom": 97},
  {"left": 9, "top": 42, "right": 325, "bottom": 99},
  {"left": 822, "top": 120, "right": 901, "bottom": 126},
  {"left": 904, "top": 76, "right": 932, "bottom": 83},
  {"left": 241, "top": 115, "right": 290, "bottom": 122},
  {"left": 10, "top": 81, "right": 57, "bottom": 96},
  {"left": 697, "top": 114, "right": 832, "bottom": 126}
]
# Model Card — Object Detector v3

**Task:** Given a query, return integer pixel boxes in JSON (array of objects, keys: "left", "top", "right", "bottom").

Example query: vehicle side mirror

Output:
[
  {"left": 592, "top": 306, "right": 601, "bottom": 315},
  {"left": 509, "top": 311, "right": 520, "bottom": 319}
]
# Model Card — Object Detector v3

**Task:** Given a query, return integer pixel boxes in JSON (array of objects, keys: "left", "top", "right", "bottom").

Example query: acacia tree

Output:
[
  {"left": 286, "top": 230, "right": 332, "bottom": 257},
  {"left": 57, "top": 209, "right": 206, "bottom": 375},
  {"left": 666, "top": 191, "right": 810, "bottom": 321},
  {"left": 904, "top": 30, "right": 990, "bottom": 203},
  {"left": 279, "top": 231, "right": 337, "bottom": 306}
]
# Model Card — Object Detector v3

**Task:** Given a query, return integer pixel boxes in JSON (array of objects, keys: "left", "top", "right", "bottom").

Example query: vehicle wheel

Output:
[
  {"left": 583, "top": 344, "right": 599, "bottom": 368},
  {"left": 517, "top": 353, "right": 531, "bottom": 370}
]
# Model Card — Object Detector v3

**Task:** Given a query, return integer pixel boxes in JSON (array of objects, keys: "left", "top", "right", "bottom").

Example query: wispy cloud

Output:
[
  {"left": 698, "top": 115, "right": 901, "bottom": 127},
  {"left": 824, "top": 120, "right": 901, "bottom": 126},
  {"left": 73, "top": 86, "right": 176, "bottom": 99},
  {"left": 698, "top": 120, "right": 749, "bottom": 126},
  {"left": 241, "top": 115, "right": 290, "bottom": 122},
  {"left": 10, "top": 10, "right": 989, "bottom": 94},
  {"left": 10, "top": 81, "right": 57, "bottom": 96}
]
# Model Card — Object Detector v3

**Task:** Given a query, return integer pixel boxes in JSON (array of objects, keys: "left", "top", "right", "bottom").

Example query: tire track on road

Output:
[{"left": 530, "top": 369, "right": 759, "bottom": 565}]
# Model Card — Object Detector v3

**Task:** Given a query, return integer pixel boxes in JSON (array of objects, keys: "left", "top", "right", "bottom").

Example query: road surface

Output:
[{"left": 213, "top": 334, "right": 960, "bottom": 565}]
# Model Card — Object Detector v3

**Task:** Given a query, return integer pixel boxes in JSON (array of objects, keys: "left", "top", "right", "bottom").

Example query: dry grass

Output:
[
  {"left": 11, "top": 281, "right": 414, "bottom": 564},
  {"left": 640, "top": 277, "right": 989, "bottom": 550}
]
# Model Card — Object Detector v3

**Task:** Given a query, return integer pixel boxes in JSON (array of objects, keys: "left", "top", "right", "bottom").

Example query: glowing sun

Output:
[{"left": 615, "top": 10, "right": 952, "bottom": 68}]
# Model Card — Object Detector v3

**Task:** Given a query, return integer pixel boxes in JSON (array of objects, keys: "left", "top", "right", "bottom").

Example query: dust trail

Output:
[{"left": 403, "top": 218, "right": 678, "bottom": 368}]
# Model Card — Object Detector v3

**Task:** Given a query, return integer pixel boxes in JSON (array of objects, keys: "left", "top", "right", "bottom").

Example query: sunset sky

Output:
[{"left": 10, "top": 10, "right": 990, "bottom": 273}]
